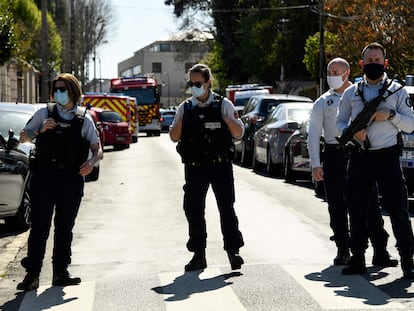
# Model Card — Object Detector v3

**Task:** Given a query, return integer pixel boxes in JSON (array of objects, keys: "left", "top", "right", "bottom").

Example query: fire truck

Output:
[
  {"left": 81, "top": 94, "right": 133, "bottom": 148},
  {"left": 110, "top": 76, "right": 161, "bottom": 136}
]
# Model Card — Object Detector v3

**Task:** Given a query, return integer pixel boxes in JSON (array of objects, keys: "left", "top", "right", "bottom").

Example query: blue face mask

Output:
[
  {"left": 190, "top": 86, "right": 205, "bottom": 98},
  {"left": 54, "top": 90, "right": 70, "bottom": 106}
]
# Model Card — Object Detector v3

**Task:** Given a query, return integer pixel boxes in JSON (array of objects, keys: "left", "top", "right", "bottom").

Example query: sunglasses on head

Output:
[
  {"left": 187, "top": 81, "right": 204, "bottom": 88},
  {"left": 53, "top": 86, "right": 67, "bottom": 93}
]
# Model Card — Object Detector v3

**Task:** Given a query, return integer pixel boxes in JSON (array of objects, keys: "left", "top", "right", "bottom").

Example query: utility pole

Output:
[
  {"left": 40, "top": 0, "right": 49, "bottom": 102},
  {"left": 318, "top": 0, "right": 326, "bottom": 96}
]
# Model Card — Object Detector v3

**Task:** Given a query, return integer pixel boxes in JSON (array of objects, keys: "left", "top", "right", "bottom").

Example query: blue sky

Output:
[{"left": 94, "top": 1, "right": 178, "bottom": 79}]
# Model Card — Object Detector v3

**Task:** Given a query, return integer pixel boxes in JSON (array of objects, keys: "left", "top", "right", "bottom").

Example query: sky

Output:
[{"left": 92, "top": 1, "right": 179, "bottom": 79}]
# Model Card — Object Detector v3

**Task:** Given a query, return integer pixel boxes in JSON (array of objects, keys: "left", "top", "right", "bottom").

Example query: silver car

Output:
[
  {"left": 0, "top": 103, "right": 40, "bottom": 229},
  {"left": 252, "top": 102, "right": 313, "bottom": 175}
]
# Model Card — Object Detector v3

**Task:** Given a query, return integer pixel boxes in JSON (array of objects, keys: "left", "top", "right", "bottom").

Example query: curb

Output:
[{"left": 0, "top": 231, "right": 29, "bottom": 278}]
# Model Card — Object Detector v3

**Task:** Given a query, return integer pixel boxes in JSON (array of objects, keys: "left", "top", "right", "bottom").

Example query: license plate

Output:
[
  {"left": 402, "top": 151, "right": 414, "bottom": 159},
  {"left": 115, "top": 137, "right": 126, "bottom": 141}
]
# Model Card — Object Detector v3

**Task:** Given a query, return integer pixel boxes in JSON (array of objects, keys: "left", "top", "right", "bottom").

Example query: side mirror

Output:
[{"left": 7, "top": 129, "right": 19, "bottom": 150}]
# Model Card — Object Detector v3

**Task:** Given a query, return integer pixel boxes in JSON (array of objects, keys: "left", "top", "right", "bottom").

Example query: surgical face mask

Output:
[
  {"left": 363, "top": 63, "right": 384, "bottom": 80},
  {"left": 190, "top": 85, "right": 205, "bottom": 98},
  {"left": 327, "top": 72, "right": 346, "bottom": 90},
  {"left": 54, "top": 90, "right": 70, "bottom": 106}
]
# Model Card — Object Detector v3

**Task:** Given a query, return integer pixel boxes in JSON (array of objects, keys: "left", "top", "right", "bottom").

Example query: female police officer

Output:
[
  {"left": 17, "top": 73, "right": 102, "bottom": 291},
  {"left": 169, "top": 64, "right": 245, "bottom": 271}
]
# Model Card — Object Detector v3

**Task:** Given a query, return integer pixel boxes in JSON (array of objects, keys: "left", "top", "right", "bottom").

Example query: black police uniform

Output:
[
  {"left": 22, "top": 104, "right": 89, "bottom": 277},
  {"left": 177, "top": 95, "right": 244, "bottom": 254}
]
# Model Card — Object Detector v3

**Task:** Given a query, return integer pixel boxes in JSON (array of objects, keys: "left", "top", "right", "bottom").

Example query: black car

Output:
[
  {"left": 283, "top": 115, "right": 325, "bottom": 196},
  {"left": 234, "top": 94, "right": 313, "bottom": 166},
  {"left": 0, "top": 103, "right": 39, "bottom": 229}
]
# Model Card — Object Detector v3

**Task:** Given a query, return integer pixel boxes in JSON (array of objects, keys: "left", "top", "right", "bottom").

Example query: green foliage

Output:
[
  {"left": 0, "top": 2, "right": 16, "bottom": 65},
  {"left": 10, "top": 0, "right": 62, "bottom": 70},
  {"left": 303, "top": 31, "right": 338, "bottom": 80}
]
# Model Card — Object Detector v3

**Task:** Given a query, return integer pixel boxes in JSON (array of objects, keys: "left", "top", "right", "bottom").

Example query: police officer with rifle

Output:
[
  {"left": 170, "top": 64, "right": 244, "bottom": 271},
  {"left": 337, "top": 42, "right": 414, "bottom": 278}
]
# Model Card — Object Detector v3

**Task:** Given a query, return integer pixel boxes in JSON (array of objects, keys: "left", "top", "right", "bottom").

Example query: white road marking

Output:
[
  {"left": 282, "top": 264, "right": 405, "bottom": 309},
  {"left": 19, "top": 281, "right": 95, "bottom": 311},
  {"left": 158, "top": 268, "right": 246, "bottom": 311}
]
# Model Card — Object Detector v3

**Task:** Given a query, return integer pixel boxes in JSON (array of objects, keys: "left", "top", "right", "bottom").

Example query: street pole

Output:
[
  {"left": 99, "top": 58, "right": 102, "bottom": 92},
  {"left": 318, "top": 0, "right": 325, "bottom": 96},
  {"left": 40, "top": 0, "right": 49, "bottom": 102}
]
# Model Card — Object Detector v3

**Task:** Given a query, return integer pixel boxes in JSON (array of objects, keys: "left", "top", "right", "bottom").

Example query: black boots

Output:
[
  {"left": 227, "top": 251, "right": 244, "bottom": 270},
  {"left": 52, "top": 269, "right": 81, "bottom": 286},
  {"left": 185, "top": 251, "right": 207, "bottom": 271},
  {"left": 372, "top": 250, "right": 398, "bottom": 267},
  {"left": 342, "top": 254, "right": 367, "bottom": 275},
  {"left": 333, "top": 247, "right": 350, "bottom": 265},
  {"left": 16, "top": 273, "right": 39, "bottom": 291},
  {"left": 184, "top": 250, "right": 244, "bottom": 271}
]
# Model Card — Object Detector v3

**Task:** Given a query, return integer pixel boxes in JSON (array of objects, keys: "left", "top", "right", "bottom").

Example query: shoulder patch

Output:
[{"left": 406, "top": 96, "right": 413, "bottom": 108}]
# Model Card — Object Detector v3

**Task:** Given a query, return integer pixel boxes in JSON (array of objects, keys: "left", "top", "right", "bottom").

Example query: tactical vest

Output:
[
  {"left": 31, "top": 103, "right": 90, "bottom": 172},
  {"left": 177, "top": 94, "right": 235, "bottom": 164}
]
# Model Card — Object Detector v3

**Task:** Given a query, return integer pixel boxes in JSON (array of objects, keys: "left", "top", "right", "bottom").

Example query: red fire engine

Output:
[{"left": 110, "top": 76, "right": 161, "bottom": 136}]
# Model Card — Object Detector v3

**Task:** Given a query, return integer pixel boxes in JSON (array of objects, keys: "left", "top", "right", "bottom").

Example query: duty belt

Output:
[
  {"left": 186, "top": 156, "right": 230, "bottom": 167},
  {"left": 349, "top": 144, "right": 400, "bottom": 156}
]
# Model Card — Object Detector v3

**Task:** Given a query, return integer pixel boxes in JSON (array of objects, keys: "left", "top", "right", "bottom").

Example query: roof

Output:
[{"left": 160, "top": 29, "right": 213, "bottom": 42}]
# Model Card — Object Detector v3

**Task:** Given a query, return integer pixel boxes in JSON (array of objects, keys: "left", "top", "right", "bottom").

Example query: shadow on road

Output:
[
  {"left": 151, "top": 270, "right": 242, "bottom": 301},
  {"left": 305, "top": 265, "right": 414, "bottom": 306}
]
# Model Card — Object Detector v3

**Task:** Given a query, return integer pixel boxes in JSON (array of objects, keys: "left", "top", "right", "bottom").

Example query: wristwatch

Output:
[{"left": 388, "top": 109, "right": 396, "bottom": 120}]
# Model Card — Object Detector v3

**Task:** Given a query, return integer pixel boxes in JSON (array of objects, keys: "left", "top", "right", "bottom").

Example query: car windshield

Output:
[
  {"left": 287, "top": 108, "right": 312, "bottom": 122},
  {"left": 101, "top": 111, "right": 123, "bottom": 123},
  {"left": 0, "top": 111, "right": 32, "bottom": 140},
  {"left": 234, "top": 98, "right": 250, "bottom": 107},
  {"left": 259, "top": 99, "right": 281, "bottom": 114}
]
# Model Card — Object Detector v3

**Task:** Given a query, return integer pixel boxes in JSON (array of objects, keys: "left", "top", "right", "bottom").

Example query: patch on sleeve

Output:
[{"left": 406, "top": 96, "right": 413, "bottom": 108}]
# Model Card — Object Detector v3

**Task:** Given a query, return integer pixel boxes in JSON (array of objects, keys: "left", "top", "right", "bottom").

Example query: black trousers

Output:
[
  {"left": 183, "top": 161, "right": 244, "bottom": 253},
  {"left": 323, "top": 145, "right": 389, "bottom": 250},
  {"left": 346, "top": 148, "right": 414, "bottom": 258},
  {"left": 24, "top": 170, "right": 84, "bottom": 275}
]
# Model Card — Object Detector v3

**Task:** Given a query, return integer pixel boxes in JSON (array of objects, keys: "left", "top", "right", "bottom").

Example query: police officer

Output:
[
  {"left": 337, "top": 43, "right": 414, "bottom": 278},
  {"left": 309, "top": 57, "right": 397, "bottom": 267},
  {"left": 17, "top": 73, "right": 102, "bottom": 291},
  {"left": 169, "top": 64, "right": 244, "bottom": 271}
]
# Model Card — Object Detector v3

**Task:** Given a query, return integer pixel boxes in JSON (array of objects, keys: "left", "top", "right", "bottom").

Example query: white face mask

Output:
[
  {"left": 327, "top": 72, "right": 346, "bottom": 90},
  {"left": 190, "top": 85, "right": 205, "bottom": 98}
]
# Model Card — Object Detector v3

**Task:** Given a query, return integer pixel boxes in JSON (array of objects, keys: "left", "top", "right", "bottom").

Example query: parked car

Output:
[
  {"left": 234, "top": 94, "right": 313, "bottom": 165},
  {"left": 252, "top": 102, "right": 313, "bottom": 175},
  {"left": 234, "top": 88, "right": 270, "bottom": 116},
  {"left": 87, "top": 107, "right": 131, "bottom": 150},
  {"left": 282, "top": 112, "right": 329, "bottom": 197},
  {"left": 401, "top": 86, "right": 414, "bottom": 194},
  {"left": 0, "top": 103, "right": 40, "bottom": 229},
  {"left": 160, "top": 108, "right": 176, "bottom": 132}
]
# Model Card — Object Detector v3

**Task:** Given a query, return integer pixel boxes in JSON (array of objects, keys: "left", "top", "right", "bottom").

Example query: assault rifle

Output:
[{"left": 336, "top": 78, "right": 404, "bottom": 148}]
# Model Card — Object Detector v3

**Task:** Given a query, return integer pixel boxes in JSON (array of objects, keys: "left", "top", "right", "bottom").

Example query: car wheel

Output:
[
  {"left": 266, "top": 147, "right": 278, "bottom": 176},
  {"left": 284, "top": 152, "right": 296, "bottom": 182},
  {"left": 5, "top": 185, "right": 31, "bottom": 230},
  {"left": 252, "top": 145, "right": 261, "bottom": 172},
  {"left": 132, "top": 136, "right": 138, "bottom": 143}
]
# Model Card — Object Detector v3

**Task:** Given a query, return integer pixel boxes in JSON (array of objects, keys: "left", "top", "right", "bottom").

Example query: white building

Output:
[{"left": 117, "top": 29, "right": 213, "bottom": 108}]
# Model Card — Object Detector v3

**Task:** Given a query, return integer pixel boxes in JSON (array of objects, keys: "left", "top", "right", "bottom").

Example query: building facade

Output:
[{"left": 117, "top": 29, "right": 213, "bottom": 108}]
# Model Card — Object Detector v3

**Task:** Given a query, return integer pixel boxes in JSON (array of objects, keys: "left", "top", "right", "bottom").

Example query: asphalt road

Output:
[{"left": 0, "top": 133, "right": 414, "bottom": 310}]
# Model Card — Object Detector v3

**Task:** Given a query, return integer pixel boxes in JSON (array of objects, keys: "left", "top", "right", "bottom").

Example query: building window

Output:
[
  {"left": 133, "top": 65, "right": 141, "bottom": 76},
  {"left": 159, "top": 43, "right": 171, "bottom": 52},
  {"left": 152, "top": 62, "right": 162, "bottom": 73}
]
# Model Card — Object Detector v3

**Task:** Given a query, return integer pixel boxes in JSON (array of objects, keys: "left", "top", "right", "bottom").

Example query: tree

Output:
[
  {"left": 12, "top": 0, "right": 62, "bottom": 71},
  {"left": 322, "top": 0, "right": 414, "bottom": 79},
  {"left": 0, "top": 1, "right": 17, "bottom": 65}
]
